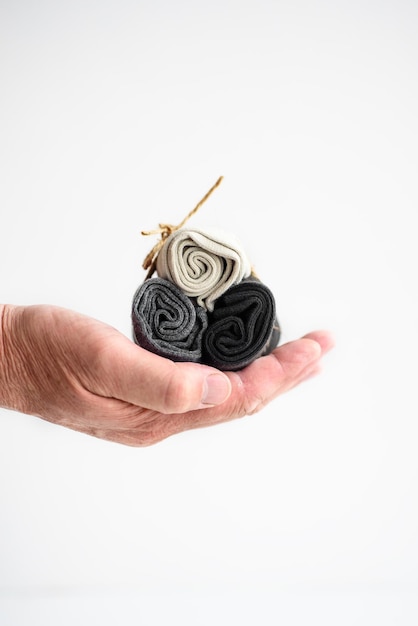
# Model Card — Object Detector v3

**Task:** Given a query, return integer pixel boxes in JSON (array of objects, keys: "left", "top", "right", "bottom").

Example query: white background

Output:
[{"left": 1, "top": 0, "right": 417, "bottom": 624}]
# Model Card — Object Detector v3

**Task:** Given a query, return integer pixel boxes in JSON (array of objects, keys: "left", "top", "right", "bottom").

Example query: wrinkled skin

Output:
[{"left": 0, "top": 304, "right": 334, "bottom": 446}]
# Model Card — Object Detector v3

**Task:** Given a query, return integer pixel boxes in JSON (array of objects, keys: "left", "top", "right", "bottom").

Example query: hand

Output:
[{"left": 0, "top": 304, "right": 334, "bottom": 446}]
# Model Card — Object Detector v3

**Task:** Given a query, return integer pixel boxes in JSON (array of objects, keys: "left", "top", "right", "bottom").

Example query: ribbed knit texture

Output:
[
  {"left": 132, "top": 277, "right": 208, "bottom": 362},
  {"left": 133, "top": 227, "right": 280, "bottom": 370},
  {"left": 155, "top": 228, "right": 252, "bottom": 312},
  {"left": 202, "top": 278, "right": 280, "bottom": 371}
]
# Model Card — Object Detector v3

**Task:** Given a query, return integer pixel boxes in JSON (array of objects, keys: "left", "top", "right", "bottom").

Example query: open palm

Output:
[{"left": 1, "top": 304, "right": 334, "bottom": 446}]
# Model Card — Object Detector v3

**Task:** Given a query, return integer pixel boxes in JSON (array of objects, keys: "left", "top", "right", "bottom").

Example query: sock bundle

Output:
[{"left": 132, "top": 225, "right": 281, "bottom": 371}]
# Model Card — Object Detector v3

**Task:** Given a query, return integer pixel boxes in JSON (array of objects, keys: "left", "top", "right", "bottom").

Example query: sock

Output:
[
  {"left": 155, "top": 227, "right": 251, "bottom": 311},
  {"left": 132, "top": 277, "right": 208, "bottom": 363},
  {"left": 202, "top": 277, "right": 280, "bottom": 371}
]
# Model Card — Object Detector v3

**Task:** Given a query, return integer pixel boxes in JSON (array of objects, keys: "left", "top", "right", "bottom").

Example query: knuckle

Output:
[{"left": 161, "top": 371, "right": 196, "bottom": 414}]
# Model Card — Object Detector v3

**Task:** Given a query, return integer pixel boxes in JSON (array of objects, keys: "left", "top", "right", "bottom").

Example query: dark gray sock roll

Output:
[
  {"left": 202, "top": 278, "right": 280, "bottom": 371},
  {"left": 132, "top": 277, "right": 208, "bottom": 362}
]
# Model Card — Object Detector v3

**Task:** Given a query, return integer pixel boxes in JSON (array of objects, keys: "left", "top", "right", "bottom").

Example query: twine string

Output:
[{"left": 141, "top": 176, "right": 224, "bottom": 278}]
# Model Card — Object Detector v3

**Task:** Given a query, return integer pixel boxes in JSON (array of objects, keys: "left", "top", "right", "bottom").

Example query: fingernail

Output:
[{"left": 202, "top": 374, "right": 231, "bottom": 406}]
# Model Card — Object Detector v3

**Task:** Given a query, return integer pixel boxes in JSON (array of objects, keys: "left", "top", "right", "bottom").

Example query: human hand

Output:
[{"left": 0, "top": 304, "right": 334, "bottom": 446}]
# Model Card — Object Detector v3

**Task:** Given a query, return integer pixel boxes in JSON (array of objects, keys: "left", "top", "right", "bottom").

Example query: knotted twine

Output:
[
  {"left": 132, "top": 177, "right": 281, "bottom": 370},
  {"left": 141, "top": 176, "right": 225, "bottom": 280}
]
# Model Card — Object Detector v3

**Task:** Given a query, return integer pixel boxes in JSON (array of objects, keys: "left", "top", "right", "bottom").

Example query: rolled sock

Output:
[
  {"left": 132, "top": 277, "right": 208, "bottom": 362},
  {"left": 155, "top": 228, "right": 252, "bottom": 311},
  {"left": 202, "top": 278, "right": 280, "bottom": 371}
]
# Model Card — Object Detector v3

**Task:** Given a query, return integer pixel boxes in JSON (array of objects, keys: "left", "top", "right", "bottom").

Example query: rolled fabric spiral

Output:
[
  {"left": 202, "top": 278, "right": 281, "bottom": 371},
  {"left": 132, "top": 277, "right": 208, "bottom": 363},
  {"left": 155, "top": 228, "right": 252, "bottom": 312}
]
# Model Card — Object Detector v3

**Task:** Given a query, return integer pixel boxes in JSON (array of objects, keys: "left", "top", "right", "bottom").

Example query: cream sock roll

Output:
[{"left": 155, "top": 228, "right": 252, "bottom": 311}]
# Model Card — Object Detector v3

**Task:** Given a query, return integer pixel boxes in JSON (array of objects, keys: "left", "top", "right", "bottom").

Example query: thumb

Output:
[{"left": 97, "top": 337, "right": 232, "bottom": 414}]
